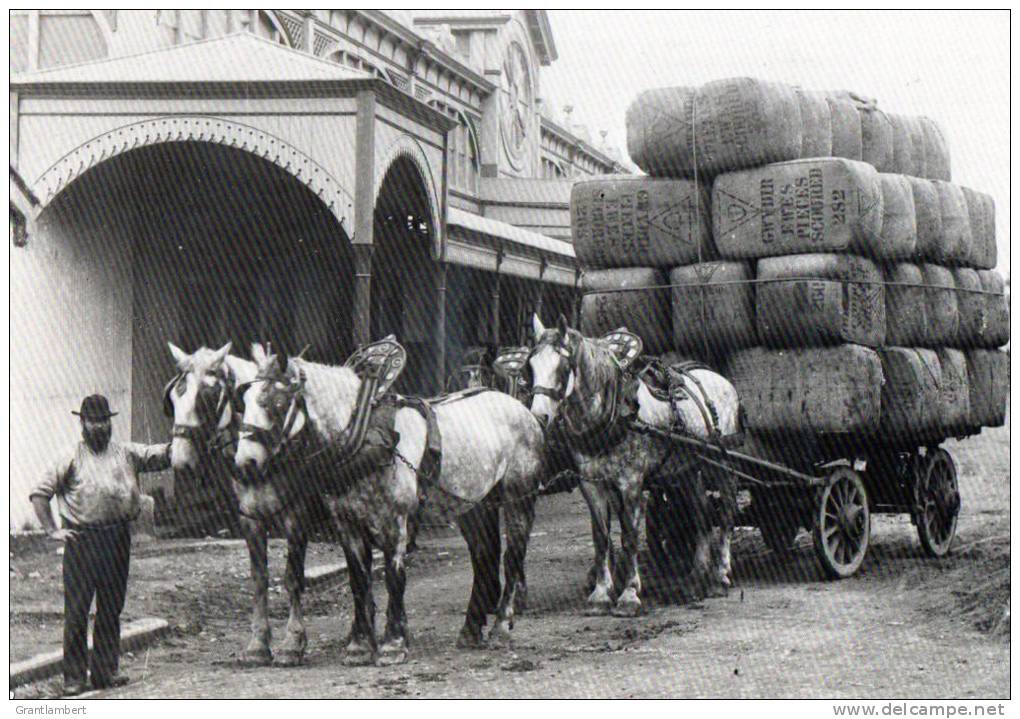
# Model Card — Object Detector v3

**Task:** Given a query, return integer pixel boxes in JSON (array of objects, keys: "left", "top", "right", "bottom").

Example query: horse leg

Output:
[
  {"left": 377, "top": 514, "right": 410, "bottom": 666},
  {"left": 455, "top": 501, "right": 501, "bottom": 649},
  {"left": 709, "top": 472, "right": 737, "bottom": 596},
  {"left": 682, "top": 472, "right": 714, "bottom": 601},
  {"left": 337, "top": 524, "right": 377, "bottom": 666},
  {"left": 579, "top": 481, "right": 615, "bottom": 595},
  {"left": 273, "top": 509, "right": 308, "bottom": 667},
  {"left": 239, "top": 516, "right": 272, "bottom": 665},
  {"left": 612, "top": 476, "right": 645, "bottom": 617},
  {"left": 490, "top": 495, "right": 536, "bottom": 646},
  {"left": 581, "top": 481, "right": 615, "bottom": 615}
]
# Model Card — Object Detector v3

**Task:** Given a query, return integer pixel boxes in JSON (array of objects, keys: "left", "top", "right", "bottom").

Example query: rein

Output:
[
  {"left": 164, "top": 371, "right": 234, "bottom": 449},
  {"left": 550, "top": 340, "right": 630, "bottom": 455}
]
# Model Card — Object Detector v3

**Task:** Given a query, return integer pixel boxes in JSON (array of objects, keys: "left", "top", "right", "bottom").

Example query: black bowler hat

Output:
[{"left": 72, "top": 394, "right": 118, "bottom": 420}]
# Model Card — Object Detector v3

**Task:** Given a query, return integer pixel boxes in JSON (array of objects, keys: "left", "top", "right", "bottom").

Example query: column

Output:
[
  {"left": 352, "top": 89, "right": 376, "bottom": 348},
  {"left": 434, "top": 261, "right": 448, "bottom": 391}
]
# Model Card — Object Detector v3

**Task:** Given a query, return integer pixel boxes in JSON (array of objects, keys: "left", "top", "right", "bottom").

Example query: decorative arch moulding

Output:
[
  {"left": 33, "top": 115, "right": 356, "bottom": 230},
  {"left": 373, "top": 133, "right": 443, "bottom": 260}
]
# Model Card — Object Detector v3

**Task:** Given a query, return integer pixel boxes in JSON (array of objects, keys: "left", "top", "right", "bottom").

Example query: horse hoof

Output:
[
  {"left": 611, "top": 599, "right": 643, "bottom": 618},
  {"left": 705, "top": 582, "right": 730, "bottom": 599},
  {"left": 273, "top": 650, "right": 304, "bottom": 667},
  {"left": 455, "top": 627, "right": 486, "bottom": 650},
  {"left": 343, "top": 648, "right": 376, "bottom": 667},
  {"left": 584, "top": 600, "right": 612, "bottom": 617},
  {"left": 487, "top": 622, "right": 513, "bottom": 648},
  {"left": 375, "top": 646, "right": 408, "bottom": 666},
  {"left": 240, "top": 647, "right": 273, "bottom": 666}
]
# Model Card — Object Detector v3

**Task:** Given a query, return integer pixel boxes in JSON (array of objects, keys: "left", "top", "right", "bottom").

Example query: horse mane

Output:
[
  {"left": 290, "top": 357, "right": 361, "bottom": 441},
  {"left": 573, "top": 331, "right": 620, "bottom": 398}
]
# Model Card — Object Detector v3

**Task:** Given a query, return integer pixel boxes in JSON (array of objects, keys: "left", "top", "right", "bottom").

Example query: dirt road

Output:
[{"left": 12, "top": 427, "right": 1009, "bottom": 699}]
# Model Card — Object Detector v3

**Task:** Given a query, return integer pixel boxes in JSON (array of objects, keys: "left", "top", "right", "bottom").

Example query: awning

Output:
[{"left": 445, "top": 207, "right": 577, "bottom": 286}]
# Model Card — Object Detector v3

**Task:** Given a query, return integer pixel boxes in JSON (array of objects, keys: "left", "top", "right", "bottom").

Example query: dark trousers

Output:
[{"left": 62, "top": 522, "right": 131, "bottom": 685}]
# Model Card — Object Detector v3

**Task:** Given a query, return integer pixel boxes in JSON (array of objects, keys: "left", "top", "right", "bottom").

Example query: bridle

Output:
[
  {"left": 528, "top": 335, "right": 575, "bottom": 404},
  {"left": 235, "top": 368, "right": 309, "bottom": 469},
  {"left": 163, "top": 370, "right": 234, "bottom": 449}
]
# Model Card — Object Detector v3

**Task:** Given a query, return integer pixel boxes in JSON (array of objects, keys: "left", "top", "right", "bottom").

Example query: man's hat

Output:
[{"left": 72, "top": 394, "right": 118, "bottom": 420}]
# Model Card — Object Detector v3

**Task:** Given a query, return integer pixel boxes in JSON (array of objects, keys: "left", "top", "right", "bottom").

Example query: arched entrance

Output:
[
  {"left": 371, "top": 156, "right": 440, "bottom": 395},
  {"left": 10, "top": 136, "right": 354, "bottom": 530}
]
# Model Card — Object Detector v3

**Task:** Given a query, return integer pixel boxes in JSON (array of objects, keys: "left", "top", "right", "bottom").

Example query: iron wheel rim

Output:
[
  {"left": 813, "top": 467, "right": 870, "bottom": 579},
  {"left": 916, "top": 449, "right": 959, "bottom": 557}
]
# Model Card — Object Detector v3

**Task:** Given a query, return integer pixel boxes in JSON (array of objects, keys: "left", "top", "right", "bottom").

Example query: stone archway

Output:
[{"left": 11, "top": 132, "right": 357, "bottom": 531}]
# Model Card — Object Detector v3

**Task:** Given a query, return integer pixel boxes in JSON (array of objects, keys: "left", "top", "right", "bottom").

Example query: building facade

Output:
[{"left": 9, "top": 10, "right": 627, "bottom": 528}]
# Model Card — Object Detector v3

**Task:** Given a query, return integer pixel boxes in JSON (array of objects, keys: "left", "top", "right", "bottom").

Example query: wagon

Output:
[{"left": 635, "top": 422, "right": 966, "bottom": 579}]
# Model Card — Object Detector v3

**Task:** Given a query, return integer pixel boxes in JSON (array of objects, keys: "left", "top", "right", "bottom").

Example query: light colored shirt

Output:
[{"left": 30, "top": 440, "right": 171, "bottom": 526}]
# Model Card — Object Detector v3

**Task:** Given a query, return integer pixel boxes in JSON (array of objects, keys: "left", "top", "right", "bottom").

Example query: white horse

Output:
[
  {"left": 233, "top": 344, "right": 546, "bottom": 665},
  {"left": 165, "top": 342, "right": 317, "bottom": 667},
  {"left": 527, "top": 315, "right": 741, "bottom": 616}
]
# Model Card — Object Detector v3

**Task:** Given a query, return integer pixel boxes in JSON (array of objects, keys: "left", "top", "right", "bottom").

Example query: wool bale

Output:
[
  {"left": 571, "top": 176, "right": 713, "bottom": 270},
  {"left": 919, "top": 264, "right": 959, "bottom": 346},
  {"left": 977, "top": 270, "right": 1010, "bottom": 348},
  {"left": 859, "top": 109, "right": 895, "bottom": 172},
  {"left": 885, "top": 263, "right": 929, "bottom": 347},
  {"left": 966, "top": 349, "right": 1009, "bottom": 428},
  {"left": 953, "top": 268, "right": 986, "bottom": 349},
  {"left": 919, "top": 116, "right": 951, "bottom": 181},
  {"left": 670, "top": 261, "right": 755, "bottom": 354},
  {"left": 888, "top": 114, "right": 923, "bottom": 176},
  {"left": 933, "top": 181, "right": 973, "bottom": 265},
  {"left": 903, "top": 115, "right": 929, "bottom": 177},
  {"left": 580, "top": 268, "right": 671, "bottom": 355},
  {"left": 877, "top": 173, "right": 917, "bottom": 259},
  {"left": 826, "top": 95, "right": 864, "bottom": 161},
  {"left": 796, "top": 88, "right": 833, "bottom": 158},
  {"left": 878, "top": 348, "right": 942, "bottom": 440},
  {"left": 936, "top": 348, "right": 971, "bottom": 433},
  {"left": 712, "top": 158, "right": 884, "bottom": 259},
  {"left": 626, "top": 78, "right": 803, "bottom": 178},
  {"left": 625, "top": 86, "right": 696, "bottom": 178},
  {"left": 960, "top": 186, "right": 997, "bottom": 270},
  {"left": 757, "top": 253, "right": 885, "bottom": 348},
  {"left": 905, "top": 177, "right": 943, "bottom": 261},
  {"left": 725, "top": 345, "right": 883, "bottom": 435}
]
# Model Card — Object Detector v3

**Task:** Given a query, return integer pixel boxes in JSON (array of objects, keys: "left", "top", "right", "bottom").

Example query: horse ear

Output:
[
  {"left": 250, "top": 342, "right": 266, "bottom": 364},
  {"left": 167, "top": 342, "right": 190, "bottom": 369},
  {"left": 532, "top": 314, "right": 546, "bottom": 340},
  {"left": 224, "top": 355, "right": 256, "bottom": 384},
  {"left": 210, "top": 342, "right": 232, "bottom": 368},
  {"left": 557, "top": 313, "right": 569, "bottom": 335}
]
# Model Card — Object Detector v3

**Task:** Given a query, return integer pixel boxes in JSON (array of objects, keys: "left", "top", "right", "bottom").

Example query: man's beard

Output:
[{"left": 83, "top": 427, "right": 111, "bottom": 452}]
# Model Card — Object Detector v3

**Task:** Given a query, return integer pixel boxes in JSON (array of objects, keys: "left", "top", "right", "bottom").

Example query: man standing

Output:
[{"left": 30, "top": 395, "right": 171, "bottom": 696}]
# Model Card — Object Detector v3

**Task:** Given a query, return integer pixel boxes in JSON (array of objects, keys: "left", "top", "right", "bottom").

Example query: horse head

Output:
[
  {"left": 234, "top": 343, "right": 308, "bottom": 475},
  {"left": 165, "top": 342, "right": 236, "bottom": 471},
  {"left": 527, "top": 314, "right": 580, "bottom": 426}
]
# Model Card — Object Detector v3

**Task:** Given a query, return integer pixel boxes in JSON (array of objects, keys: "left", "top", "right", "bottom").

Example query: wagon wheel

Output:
[
  {"left": 914, "top": 448, "right": 960, "bottom": 558},
  {"left": 812, "top": 467, "right": 870, "bottom": 579},
  {"left": 753, "top": 488, "right": 800, "bottom": 554}
]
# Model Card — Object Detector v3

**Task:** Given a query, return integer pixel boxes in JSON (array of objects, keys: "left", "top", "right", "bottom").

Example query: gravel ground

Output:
[{"left": 10, "top": 422, "right": 1009, "bottom": 699}]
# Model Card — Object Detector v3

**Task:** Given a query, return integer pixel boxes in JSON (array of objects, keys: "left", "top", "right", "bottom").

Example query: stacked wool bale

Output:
[{"left": 572, "top": 76, "right": 1008, "bottom": 443}]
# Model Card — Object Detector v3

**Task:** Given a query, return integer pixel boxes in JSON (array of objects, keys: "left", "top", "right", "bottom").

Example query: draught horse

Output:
[
  {"left": 165, "top": 342, "right": 318, "bottom": 666},
  {"left": 233, "top": 344, "right": 546, "bottom": 665},
  {"left": 527, "top": 315, "right": 741, "bottom": 616}
]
